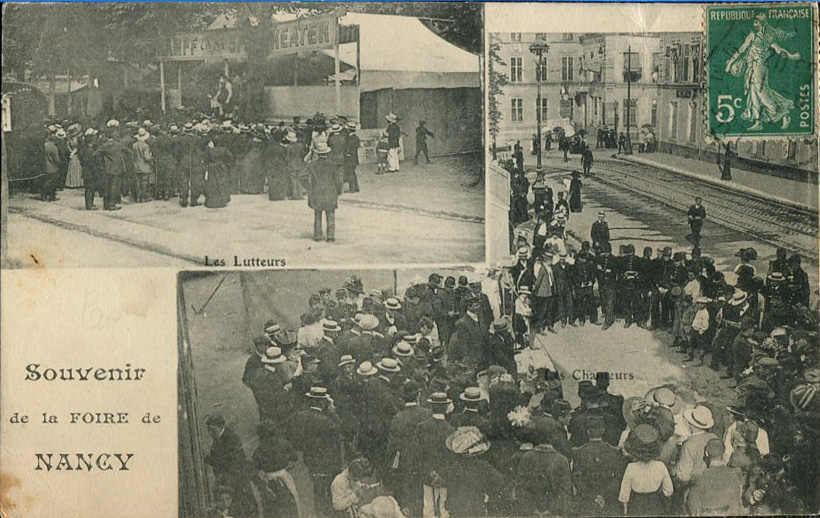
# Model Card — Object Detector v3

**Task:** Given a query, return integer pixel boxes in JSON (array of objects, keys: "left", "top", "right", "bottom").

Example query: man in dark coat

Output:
[
  {"left": 152, "top": 125, "right": 178, "bottom": 201},
  {"left": 572, "top": 251, "right": 599, "bottom": 325},
  {"left": 414, "top": 120, "right": 434, "bottom": 165},
  {"left": 244, "top": 346, "right": 291, "bottom": 425},
  {"left": 516, "top": 427, "right": 573, "bottom": 516},
  {"left": 414, "top": 393, "right": 456, "bottom": 518},
  {"left": 386, "top": 382, "right": 432, "bottom": 515},
  {"left": 286, "top": 387, "right": 343, "bottom": 516},
  {"left": 95, "top": 129, "right": 129, "bottom": 211},
  {"left": 484, "top": 318, "right": 517, "bottom": 373},
  {"left": 449, "top": 296, "right": 488, "bottom": 370},
  {"left": 359, "top": 358, "right": 403, "bottom": 469},
  {"left": 448, "top": 387, "right": 490, "bottom": 431},
  {"left": 440, "top": 427, "right": 506, "bottom": 517},
  {"left": 552, "top": 252, "right": 575, "bottom": 327},
  {"left": 687, "top": 196, "right": 707, "bottom": 247},
  {"left": 343, "top": 123, "right": 361, "bottom": 193},
  {"left": 307, "top": 142, "right": 339, "bottom": 242},
  {"left": 327, "top": 125, "right": 346, "bottom": 195},
  {"left": 78, "top": 130, "right": 101, "bottom": 210},
  {"left": 568, "top": 392, "right": 622, "bottom": 447},
  {"left": 177, "top": 125, "right": 206, "bottom": 207},
  {"left": 571, "top": 415, "right": 627, "bottom": 516},
  {"left": 590, "top": 211, "right": 610, "bottom": 251}
]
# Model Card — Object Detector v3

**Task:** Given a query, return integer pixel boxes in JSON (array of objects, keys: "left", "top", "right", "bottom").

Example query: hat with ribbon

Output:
[
  {"left": 377, "top": 357, "right": 401, "bottom": 373},
  {"left": 384, "top": 298, "right": 402, "bottom": 311},
  {"left": 460, "top": 386, "right": 484, "bottom": 402},
  {"left": 392, "top": 342, "right": 414, "bottom": 357},
  {"left": 427, "top": 392, "right": 452, "bottom": 405},
  {"left": 684, "top": 405, "right": 715, "bottom": 430},
  {"left": 261, "top": 346, "right": 286, "bottom": 365},
  {"left": 306, "top": 386, "right": 331, "bottom": 399},
  {"left": 338, "top": 354, "right": 356, "bottom": 368},
  {"left": 356, "top": 361, "right": 378, "bottom": 376},
  {"left": 323, "top": 320, "right": 341, "bottom": 333}
]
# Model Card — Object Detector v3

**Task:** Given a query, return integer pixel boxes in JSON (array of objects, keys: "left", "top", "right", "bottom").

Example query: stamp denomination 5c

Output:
[{"left": 706, "top": 3, "right": 817, "bottom": 138}]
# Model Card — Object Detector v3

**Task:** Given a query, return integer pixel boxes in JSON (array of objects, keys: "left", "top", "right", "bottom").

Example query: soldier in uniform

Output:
[
  {"left": 596, "top": 243, "right": 618, "bottom": 330},
  {"left": 640, "top": 247, "right": 661, "bottom": 329},
  {"left": 657, "top": 246, "right": 679, "bottom": 328},
  {"left": 591, "top": 211, "right": 611, "bottom": 254},
  {"left": 619, "top": 245, "right": 646, "bottom": 328},
  {"left": 552, "top": 252, "right": 575, "bottom": 327},
  {"left": 573, "top": 251, "right": 599, "bottom": 325}
]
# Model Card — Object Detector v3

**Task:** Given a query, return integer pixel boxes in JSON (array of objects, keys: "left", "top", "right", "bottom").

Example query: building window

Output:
[
  {"left": 562, "top": 33, "right": 574, "bottom": 42},
  {"left": 560, "top": 99, "right": 573, "bottom": 118},
  {"left": 561, "top": 57, "right": 574, "bottom": 81},
  {"left": 651, "top": 99, "right": 658, "bottom": 127},
  {"left": 537, "top": 58, "right": 548, "bottom": 81},
  {"left": 692, "top": 41, "right": 701, "bottom": 82},
  {"left": 622, "top": 99, "right": 638, "bottom": 127},
  {"left": 535, "top": 97, "right": 548, "bottom": 121},
  {"left": 669, "top": 101, "right": 678, "bottom": 139},
  {"left": 787, "top": 140, "right": 798, "bottom": 160},
  {"left": 511, "top": 98, "right": 523, "bottom": 122},
  {"left": 510, "top": 57, "right": 523, "bottom": 82},
  {"left": 681, "top": 44, "right": 691, "bottom": 83},
  {"left": 687, "top": 103, "right": 697, "bottom": 142},
  {"left": 535, "top": 32, "right": 547, "bottom": 40},
  {"left": 510, "top": 33, "right": 522, "bottom": 42},
  {"left": 623, "top": 51, "right": 642, "bottom": 82}
]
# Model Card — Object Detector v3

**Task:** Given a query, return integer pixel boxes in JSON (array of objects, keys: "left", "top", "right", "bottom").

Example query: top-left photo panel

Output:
[{"left": 0, "top": 2, "right": 484, "bottom": 269}]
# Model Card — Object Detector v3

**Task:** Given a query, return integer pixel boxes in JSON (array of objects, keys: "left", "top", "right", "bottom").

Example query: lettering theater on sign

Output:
[{"left": 271, "top": 15, "right": 338, "bottom": 55}]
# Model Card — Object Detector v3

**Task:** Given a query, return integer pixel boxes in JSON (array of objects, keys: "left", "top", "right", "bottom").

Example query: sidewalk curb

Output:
[{"left": 618, "top": 155, "right": 816, "bottom": 213}]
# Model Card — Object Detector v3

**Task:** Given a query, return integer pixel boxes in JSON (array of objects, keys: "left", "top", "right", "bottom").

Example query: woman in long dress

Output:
[
  {"left": 204, "top": 137, "right": 234, "bottom": 208},
  {"left": 725, "top": 14, "right": 801, "bottom": 131},
  {"left": 64, "top": 125, "right": 84, "bottom": 188}
]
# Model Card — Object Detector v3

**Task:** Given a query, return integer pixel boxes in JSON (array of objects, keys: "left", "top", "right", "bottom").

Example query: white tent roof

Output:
[{"left": 336, "top": 13, "right": 478, "bottom": 73}]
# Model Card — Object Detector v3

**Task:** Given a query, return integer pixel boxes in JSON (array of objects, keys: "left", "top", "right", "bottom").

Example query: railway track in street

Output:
[{"left": 580, "top": 157, "right": 819, "bottom": 259}]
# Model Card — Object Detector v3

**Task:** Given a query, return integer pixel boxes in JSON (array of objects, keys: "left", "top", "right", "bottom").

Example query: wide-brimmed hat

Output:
[
  {"left": 446, "top": 426, "right": 490, "bottom": 456},
  {"left": 359, "top": 314, "right": 380, "bottom": 331},
  {"left": 384, "top": 298, "right": 402, "bottom": 311},
  {"left": 84, "top": 128, "right": 98, "bottom": 137},
  {"left": 306, "top": 386, "right": 330, "bottom": 399},
  {"left": 624, "top": 423, "right": 661, "bottom": 461},
  {"left": 169, "top": 124, "right": 180, "bottom": 134},
  {"left": 392, "top": 342, "right": 414, "bottom": 357},
  {"left": 427, "top": 392, "right": 452, "bottom": 405},
  {"left": 622, "top": 396, "right": 648, "bottom": 430},
  {"left": 767, "top": 272, "right": 785, "bottom": 282},
  {"left": 284, "top": 131, "right": 298, "bottom": 143},
  {"left": 323, "top": 320, "right": 341, "bottom": 333},
  {"left": 385, "top": 113, "right": 398, "bottom": 123},
  {"left": 646, "top": 386, "right": 683, "bottom": 414},
  {"left": 684, "top": 405, "right": 714, "bottom": 430},
  {"left": 183, "top": 122, "right": 195, "bottom": 133},
  {"left": 272, "top": 329, "right": 297, "bottom": 348},
  {"left": 264, "top": 322, "right": 281, "bottom": 335},
  {"left": 338, "top": 354, "right": 356, "bottom": 368},
  {"left": 357, "top": 361, "right": 378, "bottom": 376},
  {"left": 67, "top": 123, "right": 82, "bottom": 137},
  {"left": 346, "top": 121, "right": 358, "bottom": 130},
  {"left": 492, "top": 318, "right": 509, "bottom": 332},
  {"left": 460, "top": 386, "right": 484, "bottom": 402},
  {"left": 377, "top": 357, "right": 401, "bottom": 373},
  {"left": 261, "top": 346, "right": 286, "bottom": 364},
  {"left": 729, "top": 290, "right": 748, "bottom": 304},
  {"left": 54, "top": 128, "right": 67, "bottom": 139},
  {"left": 329, "top": 123, "right": 343, "bottom": 133}
]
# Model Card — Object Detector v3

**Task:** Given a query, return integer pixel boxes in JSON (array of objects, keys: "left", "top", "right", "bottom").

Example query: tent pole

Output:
[
  {"left": 160, "top": 61, "right": 166, "bottom": 115},
  {"left": 335, "top": 28, "right": 342, "bottom": 116}
]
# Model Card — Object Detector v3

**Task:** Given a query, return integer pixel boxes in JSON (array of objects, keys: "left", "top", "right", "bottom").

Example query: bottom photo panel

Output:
[{"left": 177, "top": 268, "right": 817, "bottom": 518}]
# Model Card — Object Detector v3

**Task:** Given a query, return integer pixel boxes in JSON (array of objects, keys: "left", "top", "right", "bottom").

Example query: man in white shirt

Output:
[{"left": 685, "top": 297, "right": 711, "bottom": 365}]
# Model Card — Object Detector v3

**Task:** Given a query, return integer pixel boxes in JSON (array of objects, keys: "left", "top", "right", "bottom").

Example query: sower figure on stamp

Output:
[{"left": 308, "top": 142, "right": 339, "bottom": 242}]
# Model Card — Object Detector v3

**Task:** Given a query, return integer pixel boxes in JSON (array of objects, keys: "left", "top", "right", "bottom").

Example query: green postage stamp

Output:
[{"left": 706, "top": 3, "right": 817, "bottom": 138}]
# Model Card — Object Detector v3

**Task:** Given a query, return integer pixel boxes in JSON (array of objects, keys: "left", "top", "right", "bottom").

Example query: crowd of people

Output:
[{"left": 203, "top": 250, "right": 819, "bottom": 518}]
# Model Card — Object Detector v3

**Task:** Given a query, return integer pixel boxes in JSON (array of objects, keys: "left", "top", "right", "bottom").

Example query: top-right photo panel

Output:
[{"left": 485, "top": 3, "right": 818, "bottom": 516}]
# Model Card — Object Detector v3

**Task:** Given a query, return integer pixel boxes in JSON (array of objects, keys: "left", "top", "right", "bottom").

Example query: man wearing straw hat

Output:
[
  {"left": 385, "top": 113, "right": 403, "bottom": 173},
  {"left": 132, "top": 127, "right": 153, "bottom": 203},
  {"left": 386, "top": 381, "right": 432, "bottom": 515},
  {"left": 307, "top": 141, "right": 339, "bottom": 242},
  {"left": 415, "top": 392, "right": 455, "bottom": 518},
  {"left": 676, "top": 406, "right": 718, "bottom": 487}
]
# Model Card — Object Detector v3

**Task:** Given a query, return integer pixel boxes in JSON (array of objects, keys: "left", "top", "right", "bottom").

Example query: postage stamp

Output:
[{"left": 705, "top": 3, "right": 817, "bottom": 139}]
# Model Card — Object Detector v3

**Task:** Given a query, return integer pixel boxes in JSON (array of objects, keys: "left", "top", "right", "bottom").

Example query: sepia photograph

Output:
[
  {"left": 0, "top": 2, "right": 484, "bottom": 268},
  {"left": 483, "top": 2, "right": 819, "bottom": 517}
]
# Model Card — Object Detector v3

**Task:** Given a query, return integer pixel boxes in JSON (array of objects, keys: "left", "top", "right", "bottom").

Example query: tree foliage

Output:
[{"left": 488, "top": 34, "right": 509, "bottom": 154}]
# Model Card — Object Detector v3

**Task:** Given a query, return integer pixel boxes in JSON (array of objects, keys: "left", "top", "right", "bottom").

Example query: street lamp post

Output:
[{"left": 530, "top": 36, "right": 549, "bottom": 171}]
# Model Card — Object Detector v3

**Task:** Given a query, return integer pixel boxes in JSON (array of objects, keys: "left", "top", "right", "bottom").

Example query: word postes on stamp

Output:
[{"left": 706, "top": 3, "right": 816, "bottom": 139}]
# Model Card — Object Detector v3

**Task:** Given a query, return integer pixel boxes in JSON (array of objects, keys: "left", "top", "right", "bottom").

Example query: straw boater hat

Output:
[
  {"left": 460, "top": 386, "right": 484, "bottom": 403},
  {"left": 377, "top": 357, "right": 402, "bottom": 373},
  {"left": 67, "top": 123, "right": 82, "bottom": 137},
  {"left": 261, "top": 346, "right": 286, "bottom": 365},
  {"left": 384, "top": 298, "right": 402, "bottom": 311},
  {"left": 338, "top": 354, "right": 356, "bottom": 368},
  {"left": 624, "top": 424, "right": 661, "bottom": 461},
  {"left": 359, "top": 314, "right": 380, "bottom": 331},
  {"left": 357, "top": 361, "right": 378, "bottom": 376},
  {"left": 684, "top": 405, "right": 715, "bottom": 430},
  {"left": 392, "top": 342, "right": 414, "bottom": 358},
  {"left": 106, "top": 119, "right": 120, "bottom": 128},
  {"left": 427, "top": 392, "right": 452, "bottom": 405},
  {"left": 329, "top": 123, "right": 343, "bottom": 133},
  {"left": 314, "top": 142, "right": 331, "bottom": 154},
  {"left": 730, "top": 289, "right": 748, "bottom": 305},
  {"left": 645, "top": 386, "right": 683, "bottom": 415},
  {"left": 492, "top": 317, "right": 509, "bottom": 333},
  {"left": 264, "top": 322, "right": 281, "bottom": 336},
  {"left": 385, "top": 113, "right": 399, "bottom": 123},
  {"left": 323, "top": 320, "right": 341, "bottom": 333},
  {"left": 285, "top": 131, "right": 298, "bottom": 143},
  {"left": 347, "top": 121, "right": 358, "bottom": 131},
  {"left": 306, "top": 386, "right": 331, "bottom": 400},
  {"left": 84, "top": 128, "right": 98, "bottom": 137},
  {"left": 446, "top": 426, "right": 490, "bottom": 456},
  {"left": 54, "top": 128, "right": 67, "bottom": 139}
]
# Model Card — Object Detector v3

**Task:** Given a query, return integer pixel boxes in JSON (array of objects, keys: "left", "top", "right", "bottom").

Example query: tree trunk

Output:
[{"left": 48, "top": 73, "right": 57, "bottom": 117}]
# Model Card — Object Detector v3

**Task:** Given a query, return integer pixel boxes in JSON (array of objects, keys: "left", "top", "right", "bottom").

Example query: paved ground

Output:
[
  {"left": 5, "top": 155, "right": 484, "bottom": 269},
  {"left": 517, "top": 149, "right": 818, "bottom": 408}
]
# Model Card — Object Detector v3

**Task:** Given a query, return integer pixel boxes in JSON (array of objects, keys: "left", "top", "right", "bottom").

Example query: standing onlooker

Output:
[
  {"left": 569, "top": 170, "right": 583, "bottom": 212},
  {"left": 385, "top": 113, "right": 403, "bottom": 173},
  {"left": 64, "top": 124, "right": 84, "bottom": 189},
  {"left": 686, "top": 439, "right": 744, "bottom": 515},
  {"left": 619, "top": 424, "right": 674, "bottom": 516},
  {"left": 344, "top": 122, "right": 361, "bottom": 193},
  {"left": 307, "top": 142, "right": 339, "bottom": 242},
  {"left": 41, "top": 129, "right": 64, "bottom": 202},
  {"left": 78, "top": 128, "right": 101, "bottom": 210},
  {"left": 687, "top": 197, "right": 706, "bottom": 248},
  {"left": 581, "top": 144, "right": 594, "bottom": 175},
  {"left": 284, "top": 131, "right": 306, "bottom": 200},
  {"left": 132, "top": 127, "right": 153, "bottom": 203},
  {"left": 414, "top": 121, "right": 434, "bottom": 165}
]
